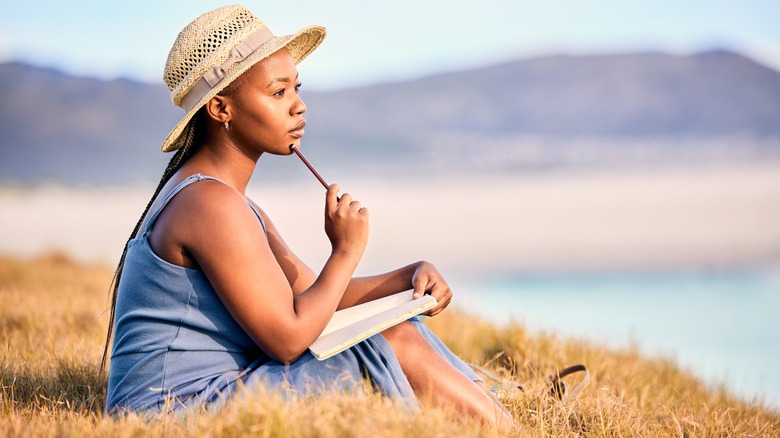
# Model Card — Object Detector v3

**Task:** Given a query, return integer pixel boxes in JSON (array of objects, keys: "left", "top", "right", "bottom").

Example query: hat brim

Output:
[{"left": 160, "top": 25, "right": 326, "bottom": 153}]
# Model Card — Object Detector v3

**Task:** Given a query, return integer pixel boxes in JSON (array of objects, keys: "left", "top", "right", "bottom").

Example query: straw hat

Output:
[{"left": 160, "top": 5, "right": 326, "bottom": 152}]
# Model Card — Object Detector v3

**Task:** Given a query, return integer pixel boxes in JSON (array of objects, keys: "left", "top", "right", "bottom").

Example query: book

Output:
[{"left": 308, "top": 290, "right": 438, "bottom": 360}]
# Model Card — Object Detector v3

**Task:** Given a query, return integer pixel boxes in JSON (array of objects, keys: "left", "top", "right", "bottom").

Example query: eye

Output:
[
  {"left": 294, "top": 82, "right": 302, "bottom": 93},
  {"left": 273, "top": 88, "right": 285, "bottom": 97}
]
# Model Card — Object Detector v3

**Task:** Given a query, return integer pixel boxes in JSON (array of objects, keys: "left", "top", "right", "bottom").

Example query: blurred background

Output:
[{"left": 1, "top": 1, "right": 779, "bottom": 407}]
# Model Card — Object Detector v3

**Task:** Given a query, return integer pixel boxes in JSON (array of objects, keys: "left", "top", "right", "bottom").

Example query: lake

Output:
[{"left": 457, "top": 268, "right": 780, "bottom": 409}]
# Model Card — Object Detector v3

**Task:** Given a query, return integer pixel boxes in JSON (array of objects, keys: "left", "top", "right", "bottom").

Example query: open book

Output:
[{"left": 309, "top": 290, "right": 438, "bottom": 360}]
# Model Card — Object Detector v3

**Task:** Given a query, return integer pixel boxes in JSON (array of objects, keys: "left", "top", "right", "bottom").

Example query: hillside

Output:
[{"left": 1, "top": 50, "right": 779, "bottom": 184}]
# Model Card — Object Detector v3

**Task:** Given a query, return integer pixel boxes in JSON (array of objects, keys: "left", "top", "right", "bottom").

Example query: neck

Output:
[{"left": 183, "top": 139, "right": 259, "bottom": 195}]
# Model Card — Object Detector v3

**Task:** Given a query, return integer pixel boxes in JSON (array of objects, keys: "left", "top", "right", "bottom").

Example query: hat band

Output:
[{"left": 179, "top": 26, "right": 275, "bottom": 112}]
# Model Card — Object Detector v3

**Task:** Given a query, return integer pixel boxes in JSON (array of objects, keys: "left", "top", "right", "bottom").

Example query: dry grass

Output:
[{"left": 1, "top": 253, "right": 778, "bottom": 437}]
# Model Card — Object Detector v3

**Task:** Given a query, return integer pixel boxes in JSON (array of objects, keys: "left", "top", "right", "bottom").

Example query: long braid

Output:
[{"left": 99, "top": 115, "right": 203, "bottom": 377}]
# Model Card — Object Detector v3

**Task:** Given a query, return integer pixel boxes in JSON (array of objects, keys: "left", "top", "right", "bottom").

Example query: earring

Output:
[{"left": 224, "top": 121, "right": 230, "bottom": 131}]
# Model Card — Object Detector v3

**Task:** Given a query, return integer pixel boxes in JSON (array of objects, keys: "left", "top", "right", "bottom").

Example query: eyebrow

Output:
[{"left": 266, "top": 72, "right": 300, "bottom": 88}]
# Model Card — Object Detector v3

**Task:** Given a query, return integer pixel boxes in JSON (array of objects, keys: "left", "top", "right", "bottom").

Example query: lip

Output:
[{"left": 289, "top": 119, "right": 306, "bottom": 138}]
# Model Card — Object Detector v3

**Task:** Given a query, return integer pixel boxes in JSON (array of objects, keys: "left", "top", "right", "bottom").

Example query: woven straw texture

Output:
[{"left": 161, "top": 5, "right": 325, "bottom": 152}]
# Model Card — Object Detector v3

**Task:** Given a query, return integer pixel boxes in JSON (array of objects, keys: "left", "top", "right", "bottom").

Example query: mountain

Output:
[
  {"left": 0, "top": 62, "right": 177, "bottom": 183},
  {"left": 312, "top": 49, "right": 780, "bottom": 136},
  {"left": 1, "top": 50, "right": 779, "bottom": 184}
]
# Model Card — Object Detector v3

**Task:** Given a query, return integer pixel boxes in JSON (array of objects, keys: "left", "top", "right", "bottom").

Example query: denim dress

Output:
[{"left": 106, "top": 174, "right": 479, "bottom": 415}]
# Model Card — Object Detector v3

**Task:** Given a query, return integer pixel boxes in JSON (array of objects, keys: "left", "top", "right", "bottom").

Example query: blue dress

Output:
[{"left": 106, "top": 174, "right": 479, "bottom": 415}]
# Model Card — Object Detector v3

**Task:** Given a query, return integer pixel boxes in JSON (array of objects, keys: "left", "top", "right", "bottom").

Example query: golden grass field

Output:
[{"left": 1, "top": 253, "right": 778, "bottom": 437}]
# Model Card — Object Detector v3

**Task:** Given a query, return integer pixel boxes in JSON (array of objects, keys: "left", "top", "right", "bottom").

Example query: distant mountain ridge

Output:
[
  {"left": 1, "top": 50, "right": 779, "bottom": 184},
  {"left": 327, "top": 50, "right": 780, "bottom": 135}
]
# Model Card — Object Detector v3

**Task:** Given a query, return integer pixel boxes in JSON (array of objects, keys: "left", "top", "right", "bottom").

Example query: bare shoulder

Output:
[
  {"left": 149, "top": 179, "right": 266, "bottom": 267},
  {"left": 183, "top": 179, "right": 252, "bottom": 217}
]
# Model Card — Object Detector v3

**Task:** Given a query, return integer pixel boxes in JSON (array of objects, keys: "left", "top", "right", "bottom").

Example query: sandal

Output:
[{"left": 470, "top": 363, "right": 591, "bottom": 401}]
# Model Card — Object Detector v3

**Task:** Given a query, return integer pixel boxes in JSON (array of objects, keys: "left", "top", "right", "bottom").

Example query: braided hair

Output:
[
  {"left": 100, "top": 77, "right": 244, "bottom": 376},
  {"left": 99, "top": 110, "right": 205, "bottom": 376}
]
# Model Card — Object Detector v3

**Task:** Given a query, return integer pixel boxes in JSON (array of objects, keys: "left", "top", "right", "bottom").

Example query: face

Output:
[{"left": 223, "top": 48, "right": 307, "bottom": 156}]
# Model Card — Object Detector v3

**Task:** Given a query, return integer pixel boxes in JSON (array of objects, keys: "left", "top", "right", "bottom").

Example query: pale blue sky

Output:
[{"left": 2, "top": 1, "right": 779, "bottom": 89}]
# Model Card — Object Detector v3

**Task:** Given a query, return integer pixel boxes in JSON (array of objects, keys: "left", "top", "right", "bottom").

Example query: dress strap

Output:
[
  {"left": 246, "top": 201, "right": 268, "bottom": 237},
  {"left": 143, "top": 174, "right": 224, "bottom": 233},
  {"left": 140, "top": 173, "right": 268, "bottom": 236}
]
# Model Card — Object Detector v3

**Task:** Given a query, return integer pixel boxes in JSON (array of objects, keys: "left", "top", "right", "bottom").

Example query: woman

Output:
[{"left": 103, "top": 5, "right": 513, "bottom": 430}]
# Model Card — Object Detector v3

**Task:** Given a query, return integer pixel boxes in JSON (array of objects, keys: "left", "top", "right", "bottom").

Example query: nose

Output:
[{"left": 291, "top": 92, "right": 306, "bottom": 116}]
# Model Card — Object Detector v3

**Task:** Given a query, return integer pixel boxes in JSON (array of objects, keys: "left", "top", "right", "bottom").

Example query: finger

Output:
[
  {"left": 424, "top": 304, "right": 443, "bottom": 317},
  {"left": 427, "top": 293, "right": 449, "bottom": 314},
  {"left": 427, "top": 280, "right": 443, "bottom": 300},
  {"left": 339, "top": 193, "right": 353, "bottom": 206},
  {"left": 326, "top": 184, "right": 340, "bottom": 211},
  {"left": 431, "top": 280, "right": 451, "bottom": 303},
  {"left": 335, "top": 194, "right": 353, "bottom": 215},
  {"left": 427, "top": 282, "right": 451, "bottom": 314},
  {"left": 427, "top": 295, "right": 451, "bottom": 316},
  {"left": 412, "top": 274, "right": 428, "bottom": 299}
]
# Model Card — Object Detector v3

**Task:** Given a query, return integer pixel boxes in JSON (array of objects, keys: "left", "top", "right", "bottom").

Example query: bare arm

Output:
[
  {"left": 341, "top": 261, "right": 453, "bottom": 316},
  {"left": 164, "top": 182, "right": 367, "bottom": 364},
  {"left": 339, "top": 264, "right": 421, "bottom": 309},
  {"left": 254, "top": 204, "right": 454, "bottom": 316},
  {"left": 250, "top": 186, "right": 456, "bottom": 330}
]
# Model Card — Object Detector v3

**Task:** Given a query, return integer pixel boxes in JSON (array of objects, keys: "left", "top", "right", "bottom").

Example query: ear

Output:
[{"left": 204, "top": 95, "right": 231, "bottom": 124}]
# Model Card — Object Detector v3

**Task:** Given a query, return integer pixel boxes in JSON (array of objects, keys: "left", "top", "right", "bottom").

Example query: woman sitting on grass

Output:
[{"left": 102, "top": 4, "right": 513, "bottom": 431}]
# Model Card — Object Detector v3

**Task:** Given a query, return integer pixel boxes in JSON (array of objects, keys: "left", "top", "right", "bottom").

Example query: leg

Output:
[{"left": 382, "top": 322, "right": 514, "bottom": 432}]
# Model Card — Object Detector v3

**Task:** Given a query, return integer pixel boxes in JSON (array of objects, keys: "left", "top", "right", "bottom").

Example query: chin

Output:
[
  {"left": 266, "top": 142, "right": 296, "bottom": 156},
  {"left": 287, "top": 140, "right": 302, "bottom": 152}
]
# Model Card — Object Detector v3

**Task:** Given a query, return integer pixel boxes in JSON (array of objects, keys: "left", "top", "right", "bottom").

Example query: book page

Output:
[
  {"left": 310, "top": 292, "right": 437, "bottom": 360},
  {"left": 320, "top": 290, "right": 418, "bottom": 337}
]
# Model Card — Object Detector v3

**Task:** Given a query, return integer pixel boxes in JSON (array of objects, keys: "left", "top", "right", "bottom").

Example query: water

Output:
[{"left": 457, "top": 269, "right": 780, "bottom": 408}]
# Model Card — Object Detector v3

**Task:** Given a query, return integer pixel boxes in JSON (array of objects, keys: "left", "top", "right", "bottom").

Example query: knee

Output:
[
  {"left": 382, "top": 321, "right": 417, "bottom": 344},
  {"left": 382, "top": 321, "right": 430, "bottom": 362}
]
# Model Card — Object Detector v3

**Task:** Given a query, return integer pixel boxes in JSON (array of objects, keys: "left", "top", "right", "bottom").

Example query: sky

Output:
[{"left": 2, "top": 0, "right": 779, "bottom": 90}]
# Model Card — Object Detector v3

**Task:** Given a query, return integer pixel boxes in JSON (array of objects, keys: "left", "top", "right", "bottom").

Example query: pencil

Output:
[{"left": 289, "top": 144, "right": 330, "bottom": 190}]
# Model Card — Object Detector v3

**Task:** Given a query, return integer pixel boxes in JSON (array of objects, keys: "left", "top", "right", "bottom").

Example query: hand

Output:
[
  {"left": 324, "top": 184, "right": 369, "bottom": 257},
  {"left": 411, "top": 261, "right": 452, "bottom": 316}
]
